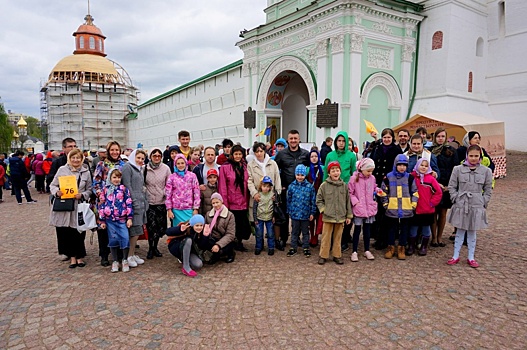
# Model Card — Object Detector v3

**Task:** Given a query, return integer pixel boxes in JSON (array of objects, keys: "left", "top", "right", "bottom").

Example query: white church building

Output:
[{"left": 128, "top": 0, "right": 526, "bottom": 152}]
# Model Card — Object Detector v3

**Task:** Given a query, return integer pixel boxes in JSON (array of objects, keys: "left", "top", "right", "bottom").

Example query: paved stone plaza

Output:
[{"left": 1, "top": 152, "right": 526, "bottom": 349}]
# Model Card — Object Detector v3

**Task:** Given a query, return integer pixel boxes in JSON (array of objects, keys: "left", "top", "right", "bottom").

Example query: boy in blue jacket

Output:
[{"left": 287, "top": 165, "right": 317, "bottom": 257}]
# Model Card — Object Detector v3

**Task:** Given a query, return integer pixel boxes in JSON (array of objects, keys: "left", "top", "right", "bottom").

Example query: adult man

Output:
[
  {"left": 193, "top": 146, "right": 219, "bottom": 189},
  {"left": 9, "top": 151, "right": 36, "bottom": 204},
  {"left": 216, "top": 138, "right": 233, "bottom": 165},
  {"left": 416, "top": 127, "right": 433, "bottom": 148},
  {"left": 162, "top": 145, "right": 171, "bottom": 164},
  {"left": 404, "top": 134, "right": 440, "bottom": 178},
  {"left": 47, "top": 138, "right": 77, "bottom": 186},
  {"left": 319, "top": 137, "right": 333, "bottom": 164},
  {"left": 90, "top": 148, "right": 106, "bottom": 174},
  {"left": 397, "top": 129, "right": 410, "bottom": 153},
  {"left": 274, "top": 130, "right": 310, "bottom": 248}
]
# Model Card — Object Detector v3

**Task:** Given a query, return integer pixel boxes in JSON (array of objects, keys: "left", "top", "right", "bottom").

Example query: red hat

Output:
[
  {"left": 207, "top": 169, "right": 219, "bottom": 178},
  {"left": 327, "top": 161, "right": 341, "bottom": 173}
]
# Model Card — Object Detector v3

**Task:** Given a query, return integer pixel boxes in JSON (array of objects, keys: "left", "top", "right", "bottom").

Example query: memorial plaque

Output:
[
  {"left": 317, "top": 99, "right": 338, "bottom": 128},
  {"left": 244, "top": 107, "right": 256, "bottom": 129}
]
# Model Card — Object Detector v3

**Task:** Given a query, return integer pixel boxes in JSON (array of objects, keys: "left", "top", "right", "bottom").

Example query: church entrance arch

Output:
[{"left": 258, "top": 56, "right": 316, "bottom": 143}]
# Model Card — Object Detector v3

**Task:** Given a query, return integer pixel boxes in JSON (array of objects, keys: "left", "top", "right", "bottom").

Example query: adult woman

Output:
[
  {"left": 93, "top": 141, "right": 125, "bottom": 266},
  {"left": 404, "top": 134, "right": 440, "bottom": 178},
  {"left": 49, "top": 148, "right": 92, "bottom": 268},
  {"left": 199, "top": 193, "right": 236, "bottom": 263},
  {"left": 144, "top": 147, "right": 171, "bottom": 259},
  {"left": 429, "top": 127, "right": 459, "bottom": 247},
  {"left": 247, "top": 142, "right": 281, "bottom": 222},
  {"left": 121, "top": 149, "right": 149, "bottom": 267},
  {"left": 370, "top": 128, "right": 401, "bottom": 250},
  {"left": 218, "top": 144, "right": 250, "bottom": 252}
]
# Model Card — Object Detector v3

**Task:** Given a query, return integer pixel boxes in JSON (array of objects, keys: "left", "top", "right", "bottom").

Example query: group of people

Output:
[{"left": 15, "top": 125, "right": 493, "bottom": 278}]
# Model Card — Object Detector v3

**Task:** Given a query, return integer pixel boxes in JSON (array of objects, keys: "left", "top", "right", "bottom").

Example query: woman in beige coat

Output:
[{"left": 49, "top": 148, "right": 93, "bottom": 268}]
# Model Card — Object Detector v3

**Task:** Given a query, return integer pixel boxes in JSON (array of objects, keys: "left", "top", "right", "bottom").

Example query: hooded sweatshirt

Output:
[{"left": 324, "top": 131, "right": 357, "bottom": 183}]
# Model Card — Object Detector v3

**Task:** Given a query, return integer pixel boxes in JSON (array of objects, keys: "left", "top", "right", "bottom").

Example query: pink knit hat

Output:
[{"left": 211, "top": 193, "right": 223, "bottom": 202}]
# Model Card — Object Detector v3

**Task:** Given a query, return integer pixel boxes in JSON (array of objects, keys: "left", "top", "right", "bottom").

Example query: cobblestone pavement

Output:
[{"left": 1, "top": 151, "right": 526, "bottom": 349}]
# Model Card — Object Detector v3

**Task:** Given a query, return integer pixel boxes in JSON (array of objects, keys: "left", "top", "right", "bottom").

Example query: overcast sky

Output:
[{"left": 0, "top": 0, "right": 268, "bottom": 118}]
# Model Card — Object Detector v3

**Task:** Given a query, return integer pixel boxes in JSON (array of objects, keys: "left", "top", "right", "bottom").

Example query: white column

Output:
[
  {"left": 331, "top": 34, "right": 345, "bottom": 134},
  {"left": 400, "top": 42, "right": 415, "bottom": 123},
  {"left": 315, "top": 39, "right": 329, "bottom": 145},
  {"left": 349, "top": 31, "right": 364, "bottom": 142}
]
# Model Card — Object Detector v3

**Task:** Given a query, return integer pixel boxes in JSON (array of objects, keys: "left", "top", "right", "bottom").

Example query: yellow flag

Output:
[{"left": 363, "top": 119, "right": 378, "bottom": 134}]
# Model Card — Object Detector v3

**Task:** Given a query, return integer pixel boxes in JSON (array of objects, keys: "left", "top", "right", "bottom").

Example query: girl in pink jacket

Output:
[
  {"left": 408, "top": 158, "right": 442, "bottom": 256},
  {"left": 348, "top": 158, "right": 378, "bottom": 262},
  {"left": 165, "top": 154, "right": 201, "bottom": 226}
]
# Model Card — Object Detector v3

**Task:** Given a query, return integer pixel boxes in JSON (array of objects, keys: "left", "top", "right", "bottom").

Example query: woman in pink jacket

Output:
[
  {"left": 408, "top": 158, "right": 442, "bottom": 256},
  {"left": 218, "top": 145, "right": 250, "bottom": 252},
  {"left": 165, "top": 154, "right": 201, "bottom": 226},
  {"left": 32, "top": 153, "right": 46, "bottom": 193},
  {"left": 348, "top": 158, "right": 378, "bottom": 262}
]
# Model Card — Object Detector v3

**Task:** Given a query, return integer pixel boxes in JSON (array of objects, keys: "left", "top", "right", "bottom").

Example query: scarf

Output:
[
  {"left": 255, "top": 154, "right": 270, "bottom": 176},
  {"left": 149, "top": 147, "right": 163, "bottom": 169},
  {"left": 209, "top": 205, "right": 225, "bottom": 232},
  {"left": 228, "top": 158, "right": 245, "bottom": 195},
  {"left": 430, "top": 141, "right": 446, "bottom": 157}
]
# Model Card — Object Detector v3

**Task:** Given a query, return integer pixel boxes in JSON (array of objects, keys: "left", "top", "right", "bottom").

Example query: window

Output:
[
  {"left": 79, "top": 37, "right": 84, "bottom": 48},
  {"left": 468, "top": 72, "right": 473, "bottom": 93},
  {"left": 432, "top": 31, "right": 443, "bottom": 50},
  {"left": 89, "top": 37, "right": 95, "bottom": 49},
  {"left": 99, "top": 38, "right": 103, "bottom": 51},
  {"left": 476, "top": 37, "right": 484, "bottom": 57}
]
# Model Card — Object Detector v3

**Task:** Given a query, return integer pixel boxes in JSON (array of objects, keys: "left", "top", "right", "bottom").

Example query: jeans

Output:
[
  {"left": 291, "top": 219, "right": 309, "bottom": 249},
  {"left": 255, "top": 220, "right": 275, "bottom": 251},
  {"left": 12, "top": 177, "right": 33, "bottom": 203},
  {"left": 387, "top": 217, "right": 410, "bottom": 246},
  {"left": 409, "top": 225, "right": 431, "bottom": 238}
]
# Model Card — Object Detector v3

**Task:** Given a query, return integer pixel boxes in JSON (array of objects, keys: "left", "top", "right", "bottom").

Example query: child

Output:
[
  {"left": 409, "top": 158, "right": 442, "bottom": 256},
  {"left": 348, "top": 158, "right": 377, "bottom": 262},
  {"left": 200, "top": 169, "right": 218, "bottom": 216},
  {"left": 316, "top": 161, "right": 353, "bottom": 264},
  {"left": 381, "top": 154, "right": 418, "bottom": 260},
  {"left": 287, "top": 165, "right": 317, "bottom": 257},
  {"left": 166, "top": 214, "right": 204, "bottom": 277},
  {"left": 253, "top": 176, "right": 276, "bottom": 256},
  {"left": 306, "top": 149, "right": 324, "bottom": 247},
  {"left": 188, "top": 146, "right": 201, "bottom": 172},
  {"left": 447, "top": 145, "right": 492, "bottom": 268},
  {"left": 98, "top": 168, "right": 134, "bottom": 273},
  {"left": 165, "top": 154, "right": 201, "bottom": 226}
]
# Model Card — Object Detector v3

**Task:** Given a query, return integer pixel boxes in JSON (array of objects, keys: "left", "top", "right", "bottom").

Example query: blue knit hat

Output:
[
  {"left": 189, "top": 214, "right": 205, "bottom": 227},
  {"left": 295, "top": 164, "right": 307, "bottom": 176},
  {"left": 275, "top": 138, "right": 287, "bottom": 147}
]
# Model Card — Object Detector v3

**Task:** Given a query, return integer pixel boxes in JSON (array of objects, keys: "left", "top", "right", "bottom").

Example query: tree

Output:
[
  {"left": 25, "top": 116, "right": 42, "bottom": 139},
  {"left": 0, "top": 103, "right": 14, "bottom": 153}
]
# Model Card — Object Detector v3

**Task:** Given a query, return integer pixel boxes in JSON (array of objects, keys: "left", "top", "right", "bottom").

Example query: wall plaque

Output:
[
  {"left": 316, "top": 99, "right": 338, "bottom": 128},
  {"left": 243, "top": 107, "right": 256, "bottom": 129}
]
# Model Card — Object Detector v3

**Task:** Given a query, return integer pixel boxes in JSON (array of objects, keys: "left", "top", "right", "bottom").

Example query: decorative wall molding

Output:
[
  {"left": 350, "top": 33, "right": 364, "bottom": 53},
  {"left": 242, "top": 63, "right": 250, "bottom": 77},
  {"left": 372, "top": 21, "right": 393, "bottom": 35},
  {"left": 367, "top": 45, "right": 394, "bottom": 70},
  {"left": 402, "top": 43, "right": 416, "bottom": 62},
  {"left": 258, "top": 56, "right": 316, "bottom": 109},
  {"left": 315, "top": 40, "right": 328, "bottom": 58},
  {"left": 361, "top": 72, "right": 401, "bottom": 109},
  {"left": 331, "top": 34, "right": 345, "bottom": 53}
]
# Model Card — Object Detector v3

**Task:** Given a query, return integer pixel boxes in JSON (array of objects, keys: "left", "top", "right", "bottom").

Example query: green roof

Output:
[{"left": 139, "top": 59, "right": 243, "bottom": 108}]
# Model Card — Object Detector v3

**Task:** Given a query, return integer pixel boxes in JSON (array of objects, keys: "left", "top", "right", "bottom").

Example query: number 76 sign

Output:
[{"left": 58, "top": 175, "right": 79, "bottom": 199}]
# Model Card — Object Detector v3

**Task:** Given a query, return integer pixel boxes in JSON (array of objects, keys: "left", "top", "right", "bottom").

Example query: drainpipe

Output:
[{"left": 406, "top": 21, "right": 421, "bottom": 120}]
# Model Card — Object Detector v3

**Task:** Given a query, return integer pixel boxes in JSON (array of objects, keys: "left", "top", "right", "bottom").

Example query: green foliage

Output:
[
  {"left": 25, "top": 116, "right": 42, "bottom": 139},
  {"left": 0, "top": 104, "right": 14, "bottom": 153}
]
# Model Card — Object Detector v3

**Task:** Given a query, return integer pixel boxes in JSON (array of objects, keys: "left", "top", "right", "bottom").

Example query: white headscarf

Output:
[{"left": 128, "top": 149, "right": 145, "bottom": 172}]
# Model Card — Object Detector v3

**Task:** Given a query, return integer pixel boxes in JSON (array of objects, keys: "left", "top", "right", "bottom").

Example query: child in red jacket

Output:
[{"left": 409, "top": 158, "right": 442, "bottom": 256}]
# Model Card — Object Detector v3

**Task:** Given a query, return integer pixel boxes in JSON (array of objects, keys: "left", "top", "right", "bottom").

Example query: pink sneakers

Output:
[
  {"left": 447, "top": 258, "right": 460, "bottom": 265},
  {"left": 181, "top": 268, "right": 197, "bottom": 277},
  {"left": 467, "top": 259, "right": 479, "bottom": 268}
]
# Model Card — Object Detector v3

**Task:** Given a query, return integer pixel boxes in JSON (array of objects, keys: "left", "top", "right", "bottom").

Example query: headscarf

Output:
[
  {"left": 356, "top": 157, "right": 375, "bottom": 171},
  {"left": 309, "top": 149, "right": 322, "bottom": 182},
  {"left": 462, "top": 131, "right": 480, "bottom": 148},
  {"left": 105, "top": 168, "right": 121, "bottom": 196},
  {"left": 128, "top": 149, "right": 145, "bottom": 172},
  {"left": 173, "top": 153, "right": 187, "bottom": 177},
  {"left": 149, "top": 147, "right": 163, "bottom": 169},
  {"left": 413, "top": 158, "right": 432, "bottom": 182},
  {"left": 228, "top": 145, "right": 246, "bottom": 195}
]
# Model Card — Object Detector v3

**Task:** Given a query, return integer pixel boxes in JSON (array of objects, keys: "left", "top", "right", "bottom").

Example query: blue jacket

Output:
[
  {"left": 8, "top": 156, "right": 27, "bottom": 178},
  {"left": 287, "top": 180, "right": 316, "bottom": 220}
]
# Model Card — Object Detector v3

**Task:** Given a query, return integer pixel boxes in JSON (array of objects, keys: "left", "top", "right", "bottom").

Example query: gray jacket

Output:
[
  {"left": 121, "top": 162, "right": 149, "bottom": 226},
  {"left": 49, "top": 164, "right": 92, "bottom": 228}
]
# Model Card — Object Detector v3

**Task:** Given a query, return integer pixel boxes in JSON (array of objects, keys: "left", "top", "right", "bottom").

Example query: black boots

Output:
[
  {"left": 147, "top": 238, "right": 163, "bottom": 259},
  {"left": 407, "top": 237, "right": 417, "bottom": 256},
  {"left": 419, "top": 237, "right": 430, "bottom": 256}
]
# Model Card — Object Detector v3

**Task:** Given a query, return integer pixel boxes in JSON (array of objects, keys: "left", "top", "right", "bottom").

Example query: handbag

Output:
[
  {"left": 52, "top": 175, "right": 81, "bottom": 212},
  {"left": 138, "top": 224, "right": 149, "bottom": 241},
  {"left": 272, "top": 191, "right": 286, "bottom": 225},
  {"left": 77, "top": 201, "right": 97, "bottom": 232}
]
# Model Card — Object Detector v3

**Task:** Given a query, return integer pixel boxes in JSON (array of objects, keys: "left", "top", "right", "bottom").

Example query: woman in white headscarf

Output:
[{"left": 121, "top": 149, "right": 149, "bottom": 267}]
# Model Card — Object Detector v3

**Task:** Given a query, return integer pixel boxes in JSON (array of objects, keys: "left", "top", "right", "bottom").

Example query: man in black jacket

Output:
[
  {"left": 274, "top": 130, "right": 310, "bottom": 249},
  {"left": 46, "top": 137, "right": 77, "bottom": 186},
  {"left": 9, "top": 151, "right": 36, "bottom": 204}
]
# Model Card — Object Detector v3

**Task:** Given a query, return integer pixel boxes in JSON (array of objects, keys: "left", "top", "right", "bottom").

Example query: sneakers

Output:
[
  {"left": 333, "top": 257, "right": 344, "bottom": 265},
  {"left": 350, "top": 252, "right": 358, "bottom": 262},
  {"left": 182, "top": 268, "right": 197, "bottom": 277},
  {"left": 111, "top": 261, "right": 120, "bottom": 273},
  {"left": 303, "top": 248, "right": 311, "bottom": 258},
  {"left": 286, "top": 248, "right": 297, "bottom": 257},
  {"left": 318, "top": 258, "right": 326, "bottom": 265},
  {"left": 363, "top": 251, "right": 375, "bottom": 260},
  {"left": 127, "top": 256, "right": 138, "bottom": 268},
  {"left": 467, "top": 259, "right": 479, "bottom": 268},
  {"left": 447, "top": 258, "right": 460, "bottom": 265},
  {"left": 27, "top": 200, "right": 37, "bottom": 204},
  {"left": 129, "top": 255, "right": 144, "bottom": 266},
  {"left": 122, "top": 259, "right": 130, "bottom": 272}
]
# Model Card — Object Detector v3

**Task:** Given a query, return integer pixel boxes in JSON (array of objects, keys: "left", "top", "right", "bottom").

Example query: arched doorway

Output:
[{"left": 258, "top": 56, "right": 316, "bottom": 143}]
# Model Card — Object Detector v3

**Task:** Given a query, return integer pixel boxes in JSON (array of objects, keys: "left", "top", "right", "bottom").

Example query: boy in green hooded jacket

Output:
[{"left": 323, "top": 130, "right": 357, "bottom": 184}]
